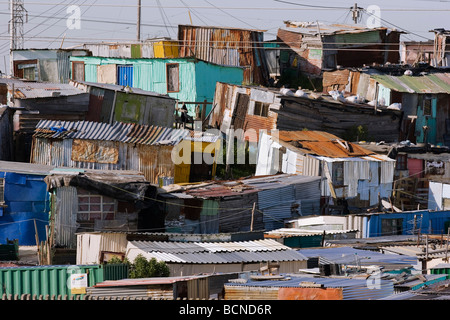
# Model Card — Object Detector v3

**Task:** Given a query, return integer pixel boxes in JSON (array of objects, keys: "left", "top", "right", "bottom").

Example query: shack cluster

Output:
[{"left": 0, "top": 23, "right": 450, "bottom": 301}]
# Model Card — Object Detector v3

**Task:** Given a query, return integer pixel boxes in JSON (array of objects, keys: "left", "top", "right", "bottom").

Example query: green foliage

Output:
[
  {"left": 215, "top": 138, "right": 256, "bottom": 180},
  {"left": 343, "top": 125, "right": 369, "bottom": 142},
  {"left": 105, "top": 256, "right": 130, "bottom": 265},
  {"left": 129, "top": 254, "right": 170, "bottom": 278}
]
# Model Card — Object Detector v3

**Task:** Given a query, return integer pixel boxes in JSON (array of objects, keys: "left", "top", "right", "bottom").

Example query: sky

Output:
[{"left": 0, "top": 0, "right": 449, "bottom": 73}]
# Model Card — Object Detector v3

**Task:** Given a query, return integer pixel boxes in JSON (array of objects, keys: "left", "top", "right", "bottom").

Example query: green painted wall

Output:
[{"left": 70, "top": 56, "right": 243, "bottom": 117}]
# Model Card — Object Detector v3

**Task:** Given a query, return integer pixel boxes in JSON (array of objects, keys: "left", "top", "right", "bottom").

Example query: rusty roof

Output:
[{"left": 276, "top": 130, "right": 375, "bottom": 158}]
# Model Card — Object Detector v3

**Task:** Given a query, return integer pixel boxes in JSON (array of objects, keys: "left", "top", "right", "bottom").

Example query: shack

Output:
[
  {"left": 0, "top": 161, "right": 53, "bottom": 246},
  {"left": 255, "top": 130, "right": 396, "bottom": 214},
  {"left": 70, "top": 80, "right": 177, "bottom": 128},
  {"left": 0, "top": 78, "right": 90, "bottom": 162},
  {"left": 44, "top": 168, "right": 157, "bottom": 250},
  {"left": 125, "top": 239, "right": 308, "bottom": 276},
  {"left": 322, "top": 67, "right": 450, "bottom": 146},
  {"left": 78, "top": 39, "right": 179, "bottom": 60},
  {"left": 277, "top": 21, "right": 402, "bottom": 80},
  {"left": 31, "top": 120, "right": 221, "bottom": 184},
  {"left": 11, "top": 48, "right": 91, "bottom": 83},
  {"left": 223, "top": 274, "right": 394, "bottom": 300},
  {"left": 158, "top": 174, "right": 322, "bottom": 233},
  {"left": 69, "top": 55, "right": 244, "bottom": 118},
  {"left": 177, "top": 24, "right": 269, "bottom": 86},
  {"left": 208, "top": 82, "right": 403, "bottom": 144},
  {"left": 87, "top": 273, "right": 240, "bottom": 300}
]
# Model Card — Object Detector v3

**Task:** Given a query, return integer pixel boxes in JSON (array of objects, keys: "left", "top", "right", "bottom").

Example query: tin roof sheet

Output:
[
  {"left": 299, "top": 246, "right": 417, "bottom": 266},
  {"left": 275, "top": 130, "right": 375, "bottom": 158},
  {"left": 0, "top": 78, "right": 86, "bottom": 99},
  {"left": 370, "top": 72, "right": 450, "bottom": 94},
  {"left": 34, "top": 120, "right": 206, "bottom": 146},
  {"left": 70, "top": 80, "right": 175, "bottom": 99},
  {"left": 128, "top": 239, "right": 308, "bottom": 264},
  {"left": 281, "top": 22, "right": 389, "bottom": 36}
]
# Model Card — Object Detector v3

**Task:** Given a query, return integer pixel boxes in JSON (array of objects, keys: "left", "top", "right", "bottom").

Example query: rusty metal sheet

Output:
[
  {"left": 71, "top": 139, "right": 119, "bottom": 164},
  {"left": 243, "top": 114, "right": 277, "bottom": 143},
  {"left": 277, "top": 130, "right": 374, "bottom": 158},
  {"left": 178, "top": 25, "right": 267, "bottom": 85}
]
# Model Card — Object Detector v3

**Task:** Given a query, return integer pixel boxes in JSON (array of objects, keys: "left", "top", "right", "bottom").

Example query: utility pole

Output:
[
  {"left": 9, "top": 0, "right": 27, "bottom": 76},
  {"left": 351, "top": 3, "right": 362, "bottom": 24},
  {"left": 137, "top": 0, "right": 141, "bottom": 42}
]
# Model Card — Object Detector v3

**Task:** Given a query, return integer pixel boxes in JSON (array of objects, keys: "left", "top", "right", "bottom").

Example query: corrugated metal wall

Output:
[
  {"left": 117, "top": 65, "right": 133, "bottom": 87},
  {"left": 54, "top": 186, "right": 78, "bottom": 248},
  {"left": 0, "top": 264, "right": 104, "bottom": 299},
  {"left": 178, "top": 25, "right": 268, "bottom": 85}
]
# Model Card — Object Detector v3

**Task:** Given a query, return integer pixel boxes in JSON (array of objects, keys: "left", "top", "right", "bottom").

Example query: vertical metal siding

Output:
[
  {"left": 0, "top": 265, "right": 103, "bottom": 299},
  {"left": 117, "top": 65, "right": 133, "bottom": 87},
  {"left": 54, "top": 186, "right": 78, "bottom": 248},
  {"left": 342, "top": 279, "right": 394, "bottom": 300}
]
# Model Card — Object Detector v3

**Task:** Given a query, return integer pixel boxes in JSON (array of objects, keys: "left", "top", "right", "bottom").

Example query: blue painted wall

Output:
[
  {"left": 0, "top": 172, "right": 50, "bottom": 245},
  {"left": 364, "top": 210, "right": 450, "bottom": 238}
]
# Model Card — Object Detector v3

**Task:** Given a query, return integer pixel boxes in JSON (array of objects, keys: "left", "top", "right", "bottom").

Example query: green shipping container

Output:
[{"left": 0, "top": 264, "right": 104, "bottom": 299}]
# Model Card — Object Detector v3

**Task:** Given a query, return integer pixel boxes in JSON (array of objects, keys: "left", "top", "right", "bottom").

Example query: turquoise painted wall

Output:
[
  {"left": 194, "top": 60, "right": 244, "bottom": 116},
  {"left": 415, "top": 97, "right": 437, "bottom": 144},
  {"left": 70, "top": 56, "right": 244, "bottom": 117}
]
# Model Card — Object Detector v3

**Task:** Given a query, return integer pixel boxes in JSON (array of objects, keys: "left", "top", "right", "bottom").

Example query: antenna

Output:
[{"left": 9, "top": 0, "right": 27, "bottom": 75}]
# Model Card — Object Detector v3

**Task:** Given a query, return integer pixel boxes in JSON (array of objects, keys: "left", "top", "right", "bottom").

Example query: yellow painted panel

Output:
[{"left": 154, "top": 41, "right": 179, "bottom": 58}]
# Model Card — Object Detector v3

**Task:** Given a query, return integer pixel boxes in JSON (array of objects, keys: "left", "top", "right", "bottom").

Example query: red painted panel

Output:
[{"left": 408, "top": 158, "right": 424, "bottom": 178}]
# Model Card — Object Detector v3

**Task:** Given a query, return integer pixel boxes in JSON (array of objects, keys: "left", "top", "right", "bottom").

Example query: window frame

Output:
[
  {"left": 71, "top": 61, "right": 85, "bottom": 81},
  {"left": 166, "top": 63, "right": 180, "bottom": 93},
  {"left": 395, "top": 154, "right": 408, "bottom": 170},
  {"left": 253, "top": 101, "right": 270, "bottom": 117},
  {"left": 77, "top": 191, "right": 116, "bottom": 221}
]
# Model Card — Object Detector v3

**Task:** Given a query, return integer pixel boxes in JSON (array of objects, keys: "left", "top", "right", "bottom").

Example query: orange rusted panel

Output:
[
  {"left": 71, "top": 139, "right": 119, "bottom": 164},
  {"left": 278, "top": 287, "right": 344, "bottom": 300},
  {"left": 277, "top": 130, "right": 374, "bottom": 158}
]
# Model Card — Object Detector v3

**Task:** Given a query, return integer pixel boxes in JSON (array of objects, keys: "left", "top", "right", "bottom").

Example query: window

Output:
[
  {"left": 166, "top": 63, "right": 179, "bottom": 92},
  {"left": 381, "top": 218, "right": 403, "bottom": 235},
  {"left": 426, "top": 160, "right": 444, "bottom": 175},
  {"left": 332, "top": 162, "right": 344, "bottom": 186},
  {"left": 77, "top": 189, "right": 116, "bottom": 221},
  {"left": 395, "top": 154, "right": 408, "bottom": 170},
  {"left": 72, "top": 61, "right": 85, "bottom": 81},
  {"left": 423, "top": 98, "right": 432, "bottom": 116},
  {"left": 254, "top": 101, "right": 270, "bottom": 117},
  {"left": 22, "top": 66, "right": 36, "bottom": 81}
]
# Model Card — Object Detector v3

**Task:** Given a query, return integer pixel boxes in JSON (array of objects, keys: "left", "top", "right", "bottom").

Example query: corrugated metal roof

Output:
[
  {"left": 266, "top": 228, "right": 359, "bottom": 238},
  {"left": 276, "top": 130, "right": 375, "bottom": 158},
  {"left": 281, "top": 21, "right": 389, "bottom": 36},
  {"left": 299, "top": 247, "right": 417, "bottom": 266},
  {"left": 131, "top": 239, "right": 291, "bottom": 253},
  {"left": 128, "top": 239, "right": 308, "bottom": 264},
  {"left": 34, "top": 120, "right": 198, "bottom": 146},
  {"left": 0, "top": 78, "right": 86, "bottom": 99},
  {"left": 381, "top": 245, "right": 450, "bottom": 259},
  {"left": 370, "top": 73, "right": 450, "bottom": 94},
  {"left": 70, "top": 80, "right": 175, "bottom": 99},
  {"left": 0, "top": 160, "right": 54, "bottom": 175},
  {"left": 225, "top": 274, "right": 394, "bottom": 300}
]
